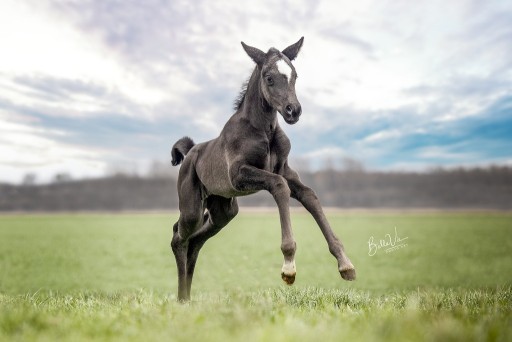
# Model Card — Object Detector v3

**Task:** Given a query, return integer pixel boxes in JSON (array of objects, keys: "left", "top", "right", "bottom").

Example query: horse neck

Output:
[{"left": 241, "top": 67, "right": 277, "bottom": 131}]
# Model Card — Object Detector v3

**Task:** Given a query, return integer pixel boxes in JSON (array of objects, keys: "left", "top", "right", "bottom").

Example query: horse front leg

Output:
[
  {"left": 232, "top": 165, "right": 297, "bottom": 284},
  {"left": 283, "top": 164, "right": 356, "bottom": 281}
]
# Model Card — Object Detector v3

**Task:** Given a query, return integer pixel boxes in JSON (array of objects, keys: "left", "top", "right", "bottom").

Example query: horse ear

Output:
[
  {"left": 282, "top": 37, "right": 304, "bottom": 61},
  {"left": 241, "top": 42, "right": 266, "bottom": 67}
]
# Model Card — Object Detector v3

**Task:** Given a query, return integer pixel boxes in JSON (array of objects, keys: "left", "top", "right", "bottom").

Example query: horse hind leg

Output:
[
  {"left": 171, "top": 166, "right": 204, "bottom": 301},
  {"left": 171, "top": 221, "right": 189, "bottom": 301},
  {"left": 171, "top": 210, "right": 203, "bottom": 301},
  {"left": 184, "top": 211, "right": 210, "bottom": 297},
  {"left": 185, "top": 196, "right": 239, "bottom": 298}
]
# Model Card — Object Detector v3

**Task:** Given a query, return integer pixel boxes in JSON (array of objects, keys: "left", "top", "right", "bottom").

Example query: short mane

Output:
[
  {"left": 233, "top": 78, "right": 249, "bottom": 111},
  {"left": 234, "top": 48, "right": 282, "bottom": 111}
]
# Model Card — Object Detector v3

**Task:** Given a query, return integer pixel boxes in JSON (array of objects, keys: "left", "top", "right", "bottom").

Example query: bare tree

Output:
[
  {"left": 53, "top": 173, "right": 72, "bottom": 183},
  {"left": 342, "top": 157, "right": 365, "bottom": 173},
  {"left": 148, "top": 160, "right": 174, "bottom": 178},
  {"left": 21, "top": 173, "right": 37, "bottom": 186}
]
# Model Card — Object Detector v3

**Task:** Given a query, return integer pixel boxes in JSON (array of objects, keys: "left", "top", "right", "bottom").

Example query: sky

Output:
[{"left": 0, "top": 0, "right": 511, "bottom": 183}]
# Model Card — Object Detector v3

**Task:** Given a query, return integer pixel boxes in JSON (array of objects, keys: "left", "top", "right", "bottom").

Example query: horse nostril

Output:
[
  {"left": 295, "top": 105, "right": 302, "bottom": 117},
  {"left": 285, "top": 105, "right": 293, "bottom": 116}
]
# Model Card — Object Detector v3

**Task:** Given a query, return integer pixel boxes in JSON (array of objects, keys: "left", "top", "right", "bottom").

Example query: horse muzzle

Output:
[{"left": 282, "top": 103, "right": 301, "bottom": 124}]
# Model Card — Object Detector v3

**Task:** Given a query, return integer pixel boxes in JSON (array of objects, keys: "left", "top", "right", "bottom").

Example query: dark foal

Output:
[{"left": 171, "top": 37, "right": 356, "bottom": 301}]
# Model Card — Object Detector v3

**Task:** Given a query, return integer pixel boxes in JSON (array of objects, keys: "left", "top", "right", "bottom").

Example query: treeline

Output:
[{"left": 1, "top": 166, "right": 512, "bottom": 211}]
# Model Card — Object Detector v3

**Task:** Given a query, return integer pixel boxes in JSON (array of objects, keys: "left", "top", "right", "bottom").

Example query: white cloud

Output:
[
  {"left": 417, "top": 146, "right": 478, "bottom": 161},
  {"left": 302, "top": 146, "right": 345, "bottom": 161},
  {"left": 0, "top": 116, "right": 108, "bottom": 183},
  {"left": 0, "top": 0, "right": 510, "bottom": 182},
  {"left": 362, "top": 129, "right": 402, "bottom": 143},
  {"left": 0, "top": 0, "right": 188, "bottom": 115}
]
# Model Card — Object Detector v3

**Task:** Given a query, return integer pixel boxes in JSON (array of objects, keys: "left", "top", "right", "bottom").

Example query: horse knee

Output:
[
  {"left": 301, "top": 187, "right": 318, "bottom": 202},
  {"left": 272, "top": 176, "right": 291, "bottom": 199},
  {"left": 292, "top": 184, "right": 317, "bottom": 202}
]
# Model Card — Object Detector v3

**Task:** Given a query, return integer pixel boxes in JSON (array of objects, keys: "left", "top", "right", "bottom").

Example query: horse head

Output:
[{"left": 241, "top": 37, "right": 304, "bottom": 124}]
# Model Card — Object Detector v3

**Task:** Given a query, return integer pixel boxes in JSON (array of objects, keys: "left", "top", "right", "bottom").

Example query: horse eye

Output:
[{"left": 265, "top": 76, "right": 274, "bottom": 86}]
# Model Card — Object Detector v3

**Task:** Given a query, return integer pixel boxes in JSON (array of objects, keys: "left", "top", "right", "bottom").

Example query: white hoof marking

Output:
[{"left": 281, "top": 260, "right": 296, "bottom": 276}]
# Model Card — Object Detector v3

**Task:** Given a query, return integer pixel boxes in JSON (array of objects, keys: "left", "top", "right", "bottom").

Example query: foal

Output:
[{"left": 171, "top": 37, "right": 355, "bottom": 301}]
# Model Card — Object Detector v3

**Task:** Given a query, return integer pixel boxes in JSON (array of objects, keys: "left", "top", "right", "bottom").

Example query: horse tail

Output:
[{"left": 171, "top": 136, "right": 195, "bottom": 166}]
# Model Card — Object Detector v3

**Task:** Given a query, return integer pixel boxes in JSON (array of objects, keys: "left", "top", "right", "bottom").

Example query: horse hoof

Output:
[
  {"left": 281, "top": 272, "right": 296, "bottom": 285},
  {"left": 340, "top": 267, "right": 356, "bottom": 281}
]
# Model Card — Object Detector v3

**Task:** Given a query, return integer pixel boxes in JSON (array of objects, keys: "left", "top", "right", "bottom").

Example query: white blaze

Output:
[{"left": 276, "top": 59, "right": 292, "bottom": 83}]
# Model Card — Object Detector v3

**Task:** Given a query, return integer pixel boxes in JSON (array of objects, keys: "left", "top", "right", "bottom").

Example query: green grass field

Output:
[{"left": 1, "top": 211, "right": 511, "bottom": 341}]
